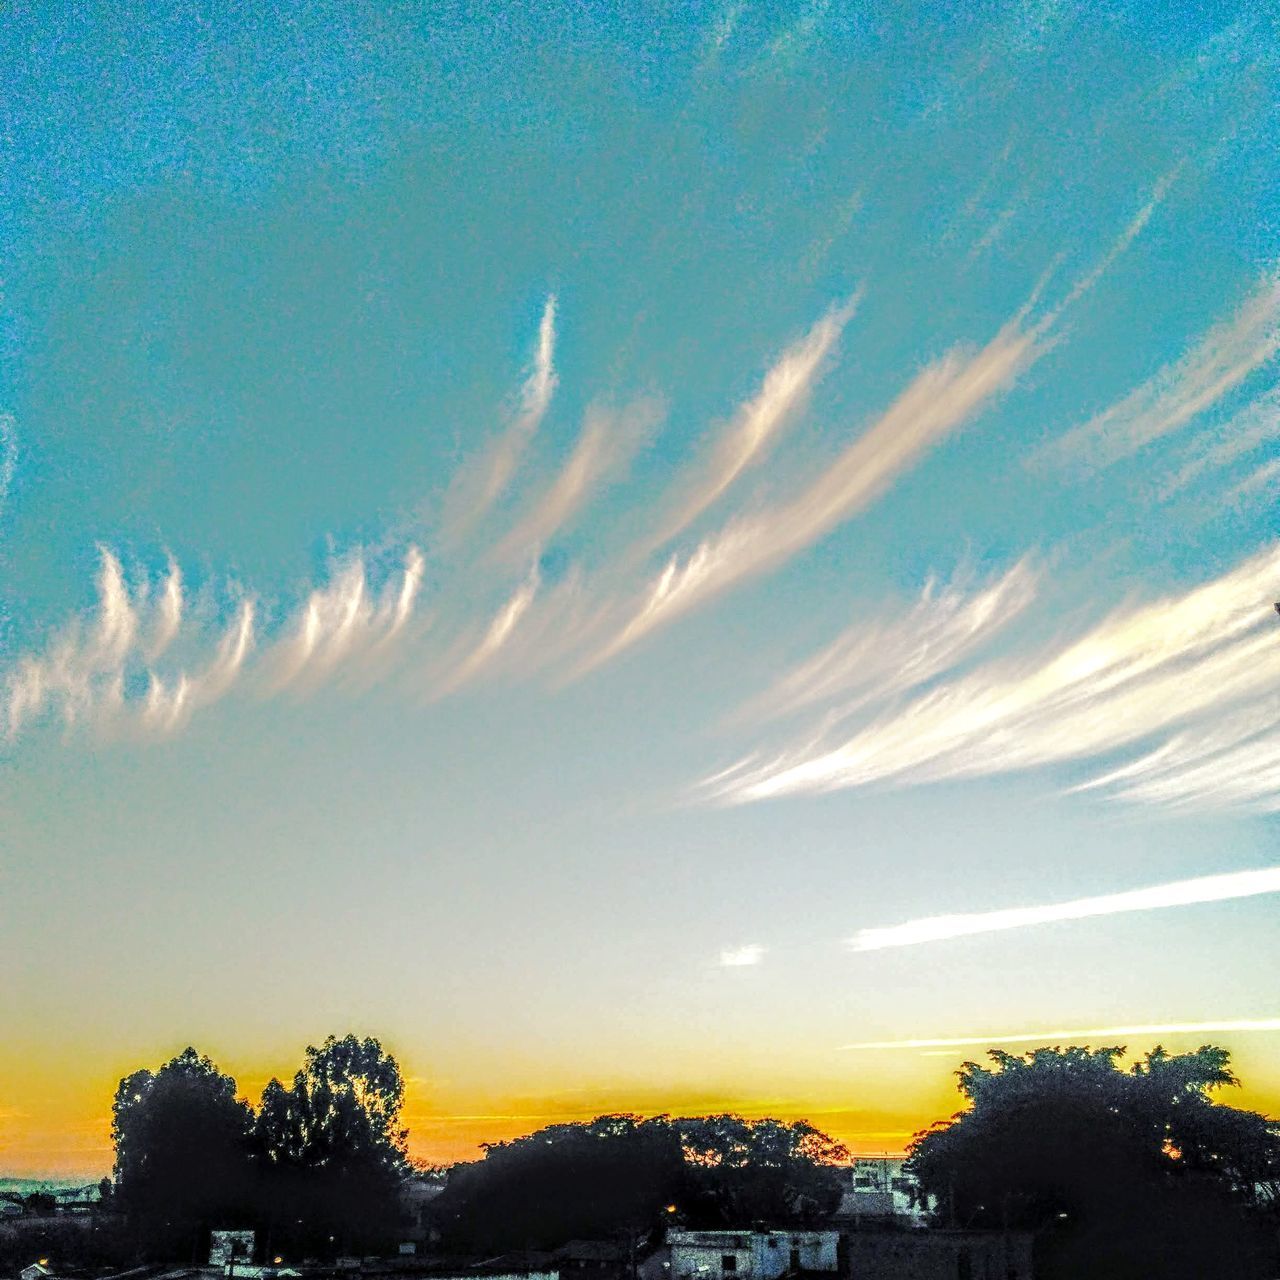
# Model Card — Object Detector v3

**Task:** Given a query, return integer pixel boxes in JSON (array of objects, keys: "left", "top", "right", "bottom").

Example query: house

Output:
[
  {"left": 645, "top": 1229, "right": 840, "bottom": 1280},
  {"left": 832, "top": 1160, "right": 929, "bottom": 1226}
]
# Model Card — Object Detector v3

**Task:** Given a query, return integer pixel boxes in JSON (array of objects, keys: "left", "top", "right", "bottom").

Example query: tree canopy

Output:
[
  {"left": 432, "top": 1113, "right": 847, "bottom": 1250},
  {"left": 906, "top": 1043, "right": 1280, "bottom": 1280},
  {"left": 111, "top": 1047, "right": 256, "bottom": 1259},
  {"left": 109, "top": 1036, "right": 409, "bottom": 1262}
]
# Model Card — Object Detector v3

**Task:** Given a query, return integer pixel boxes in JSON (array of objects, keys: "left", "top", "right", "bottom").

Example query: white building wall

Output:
[{"left": 667, "top": 1230, "right": 838, "bottom": 1280}]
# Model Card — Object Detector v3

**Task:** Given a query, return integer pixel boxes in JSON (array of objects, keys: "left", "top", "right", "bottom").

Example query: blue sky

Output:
[{"left": 2, "top": 0, "right": 1279, "bottom": 1174}]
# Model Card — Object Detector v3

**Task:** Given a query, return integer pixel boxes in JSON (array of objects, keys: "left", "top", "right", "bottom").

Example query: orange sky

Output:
[{"left": 5, "top": 1038, "right": 1278, "bottom": 1181}]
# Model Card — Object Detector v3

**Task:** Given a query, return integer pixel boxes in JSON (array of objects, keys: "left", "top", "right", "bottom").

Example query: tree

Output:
[
  {"left": 906, "top": 1044, "right": 1280, "bottom": 1280},
  {"left": 674, "top": 1116, "right": 848, "bottom": 1225},
  {"left": 111, "top": 1047, "right": 255, "bottom": 1260},
  {"left": 432, "top": 1113, "right": 848, "bottom": 1251},
  {"left": 254, "top": 1034, "right": 408, "bottom": 1255}
]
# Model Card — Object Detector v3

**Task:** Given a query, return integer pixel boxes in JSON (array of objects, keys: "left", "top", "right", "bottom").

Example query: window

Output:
[{"left": 721, "top": 1257, "right": 737, "bottom": 1274}]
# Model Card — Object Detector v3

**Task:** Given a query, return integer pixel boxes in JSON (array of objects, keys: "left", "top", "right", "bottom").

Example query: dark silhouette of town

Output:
[{"left": 3, "top": 1036, "right": 1278, "bottom": 1280}]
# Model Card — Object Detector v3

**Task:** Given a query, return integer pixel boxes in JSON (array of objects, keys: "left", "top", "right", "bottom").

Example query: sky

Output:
[{"left": 2, "top": 0, "right": 1280, "bottom": 1179}]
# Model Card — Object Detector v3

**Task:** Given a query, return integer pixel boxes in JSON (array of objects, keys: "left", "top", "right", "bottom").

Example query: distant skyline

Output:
[{"left": 3, "top": 1, "right": 1279, "bottom": 1177}]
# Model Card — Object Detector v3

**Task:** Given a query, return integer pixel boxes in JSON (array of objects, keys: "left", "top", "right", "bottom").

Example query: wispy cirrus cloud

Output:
[
  {"left": 436, "top": 562, "right": 542, "bottom": 695},
  {"left": 1048, "top": 271, "right": 1280, "bottom": 469},
  {"left": 841, "top": 1020, "right": 1280, "bottom": 1052},
  {"left": 140, "top": 600, "right": 256, "bottom": 734},
  {"left": 1163, "top": 384, "right": 1280, "bottom": 498},
  {"left": 849, "top": 867, "right": 1280, "bottom": 952},
  {"left": 587, "top": 310, "right": 1047, "bottom": 670},
  {"left": 0, "top": 413, "right": 16, "bottom": 522},
  {"left": 495, "top": 397, "right": 665, "bottom": 563},
  {"left": 720, "top": 944, "right": 766, "bottom": 967},
  {"left": 265, "top": 547, "right": 425, "bottom": 692},
  {"left": 707, "top": 542, "right": 1280, "bottom": 809},
  {"left": 442, "top": 294, "right": 559, "bottom": 542},
  {"left": 5, "top": 549, "right": 255, "bottom": 739},
  {"left": 734, "top": 558, "right": 1040, "bottom": 728},
  {"left": 645, "top": 297, "right": 859, "bottom": 553}
]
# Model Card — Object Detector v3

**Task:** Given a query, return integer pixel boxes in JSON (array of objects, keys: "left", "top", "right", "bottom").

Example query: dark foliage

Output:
[
  {"left": 432, "top": 1113, "right": 847, "bottom": 1251},
  {"left": 108, "top": 1035, "right": 409, "bottom": 1264},
  {"left": 906, "top": 1044, "right": 1280, "bottom": 1280},
  {"left": 111, "top": 1047, "right": 256, "bottom": 1260},
  {"left": 253, "top": 1034, "right": 409, "bottom": 1257}
]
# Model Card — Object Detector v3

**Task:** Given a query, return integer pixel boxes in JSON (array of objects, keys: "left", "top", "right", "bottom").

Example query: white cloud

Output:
[
  {"left": 708, "top": 542, "right": 1280, "bottom": 808},
  {"left": 737, "top": 559, "right": 1039, "bottom": 727},
  {"left": 646, "top": 297, "right": 859, "bottom": 553},
  {"left": 146, "top": 558, "right": 184, "bottom": 660},
  {"left": 720, "top": 944, "right": 766, "bottom": 967},
  {"left": 0, "top": 413, "right": 16, "bottom": 520},
  {"left": 495, "top": 396, "right": 664, "bottom": 562},
  {"left": 1163, "top": 384, "right": 1280, "bottom": 497},
  {"left": 141, "top": 600, "right": 256, "bottom": 734},
  {"left": 587, "top": 312, "right": 1046, "bottom": 670},
  {"left": 841, "top": 1020, "right": 1280, "bottom": 1051},
  {"left": 849, "top": 867, "right": 1280, "bottom": 952},
  {"left": 442, "top": 295, "right": 559, "bottom": 541},
  {"left": 1050, "top": 271, "right": 1280, "bottom": 468},
  {"left": 4, "top": 548, "right": 255, "bottom": 739},
  {"left": 437, "top": 563, "right": 541, "bottom": 694},
  {"left": 266, "top": 547, "right": 426, "bottom": 692}
]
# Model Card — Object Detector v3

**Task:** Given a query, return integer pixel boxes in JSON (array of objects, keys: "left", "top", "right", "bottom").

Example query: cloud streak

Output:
[
  {"left": 736, "top": 559, "right": 1040, "bottom": 728},
  {"left": 266, "top": 547, "right": 425, "bottom": 692},
  {"left": 841, "top": 1020, "right": 1280, "bottom": 1051},
  {"left": 5, "top": 548, "right": 256, "bottom": 739},
  {"left": 708, "top": 542, "right": 1280, "bottom": 809},
  {"left": 495, "top": 397, "right": 664, "bottom": 561},
  {"left": 646, "top": 297, "right": 858, "bottom": 553},
  {"left": 442, "top": 294, "right": 559, "bottom": 541},
  {"left": 589, "top": 311, "right": 1047, "bottom": 668},
  {"left": 1050, "top": 271, "right": 1280, "bottom": 468},
  {"left": 849, "top": 867, "right": 1280, "bottom": 952}
]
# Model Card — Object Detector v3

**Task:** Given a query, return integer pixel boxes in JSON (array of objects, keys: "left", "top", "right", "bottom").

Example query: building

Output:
[
  {"left": 646, "top": 1229, "right": 839, "bottom": 1280},
  {"left": 842, "top": 1228, "right": 1034, "bottom": 1280},
  {"left": 832, "top": 1160, "right": 928, "bottom": 1226}
]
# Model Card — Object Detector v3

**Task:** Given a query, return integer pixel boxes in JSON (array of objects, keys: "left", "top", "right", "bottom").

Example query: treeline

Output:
[
  {"left": 434, "top": 1113, "right": 849, "bottom": 1250},
  {"left": 26, "top": 1036, "right": 1280, "bottom": 1280},
  {"left": 908, "top": 1045, "right": 1280, "bottom": 1280},
  {"left": 109, "top": 1036, "right": 407, "bottom": 1261}
]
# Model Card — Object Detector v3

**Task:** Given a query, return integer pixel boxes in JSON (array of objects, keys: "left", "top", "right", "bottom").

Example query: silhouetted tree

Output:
[
  {"left": 675, "top": 1115, "right": 847, "bottom": 1225},
  {"left": 255, "top": 1034, "right": 408, "bottom": 1255},
  {"left": 433, "top": 1113, "right": 847, "bottom": 1251},
  {"left": 907, "top": 1044, "right": 1280, "bottom": 1280},
  {"left": 111, "top": 1047, "right": 255, "bottom": 1260}
]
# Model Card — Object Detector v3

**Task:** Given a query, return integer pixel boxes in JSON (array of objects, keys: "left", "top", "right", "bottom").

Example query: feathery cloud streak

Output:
[
  {"left": 589, "top": 313, "right": 1047, "bottom": 668},
  {"left": 1050, "top": 271, "right": 1280, "bottom": 468},
  {"left": 709, "top": 543, "right": 1280, "bottom": 807},
  {"left": 5, "top": 550, "right": 256, "bottom": 738},
  {"left": 736, "top": 559, "right": 1040, "bottom": 727},
  {"left": 437, "top": 563, "right": 541, "bottom": 694},
  {"left": 442, "top": 294, "right": 559, "bottom": 541},
  {"left": 849, "top": 867, "right": 1280, "bottom": 952},
  {"left": 841, "top": 1020, "right": 1280, "bottom": 1051},
  {"left": 646, "top": 297, "right": 859, "bottom": 552},
  {"left": 496, "top": 397, "right": 665, "bottom": 561},
  {"left": 266, "top": 548, "right": 425, "bottom": 692}
]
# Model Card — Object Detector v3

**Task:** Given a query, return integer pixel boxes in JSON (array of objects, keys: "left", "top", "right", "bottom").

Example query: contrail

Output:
[
  {"left": 849, "top": 867, "right": 1280, "bottom": 952},
  {"left": 840, "top": 1019, "right": 1280, "bottom": 1051}
]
